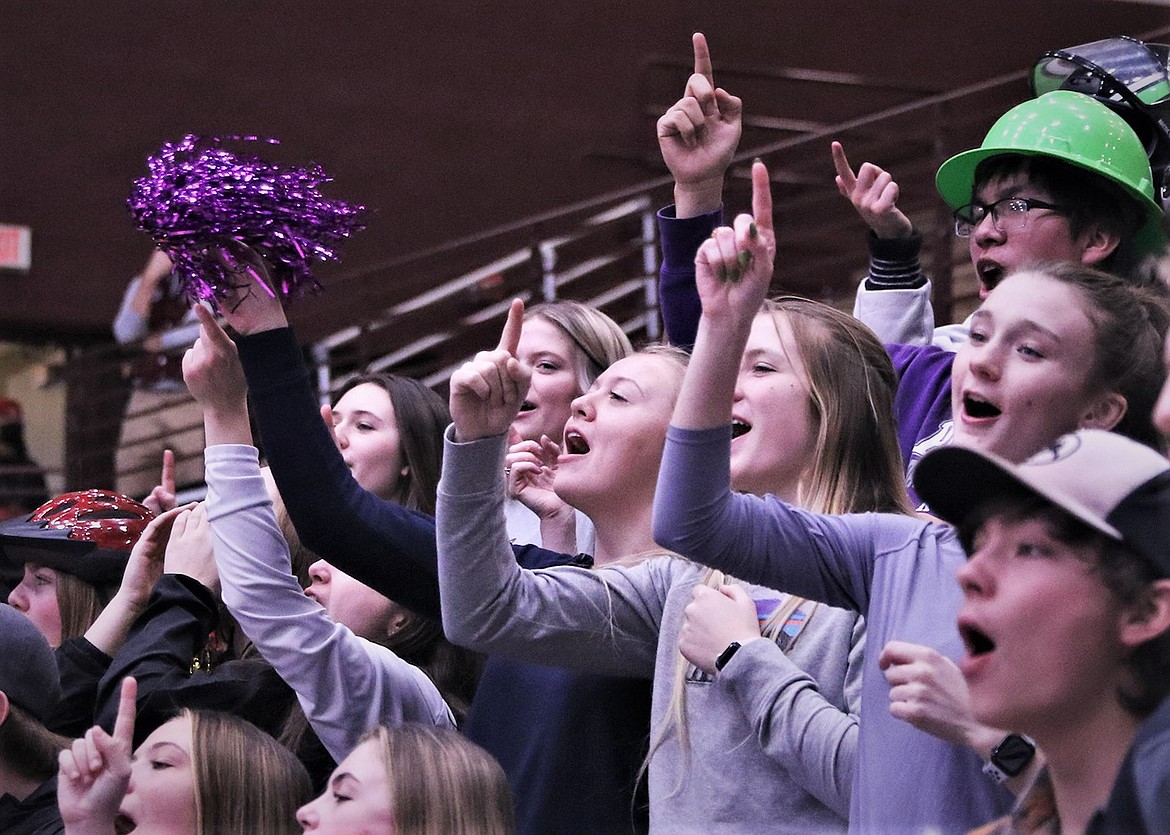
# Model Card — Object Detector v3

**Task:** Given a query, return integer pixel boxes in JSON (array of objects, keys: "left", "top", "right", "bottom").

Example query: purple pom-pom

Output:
[{"left": 128, "top": 135, "right": 366, "bottom": 305}]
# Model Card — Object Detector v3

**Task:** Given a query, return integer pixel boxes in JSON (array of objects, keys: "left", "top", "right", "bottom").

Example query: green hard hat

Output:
[{"left": 936, "top": 90, "right": 1167, "bottom": 257}]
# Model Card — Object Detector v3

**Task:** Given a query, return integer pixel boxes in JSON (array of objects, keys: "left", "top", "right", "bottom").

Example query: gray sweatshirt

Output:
[
  {"left": 437, "top": 429, "right": 861, "bottom": 834},
  {"left": 653, "top": 425, "right": 1013, "bottom": 833}
]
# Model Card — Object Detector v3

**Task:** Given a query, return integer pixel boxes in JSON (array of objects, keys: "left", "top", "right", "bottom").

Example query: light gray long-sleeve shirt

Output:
[
  {"left": 437, "top": 428, "right": 861, "bottom": 834},
  {"left": 205, "top": 444, "right": 454, "bottom": 762}
]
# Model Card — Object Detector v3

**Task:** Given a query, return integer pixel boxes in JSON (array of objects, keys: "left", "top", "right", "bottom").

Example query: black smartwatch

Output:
[
  {"left": 982, "top": 733, "right": 1036, "bottom": 784},
  {"left": 714, "top": 641, "right": 742, "bottom": 672}
]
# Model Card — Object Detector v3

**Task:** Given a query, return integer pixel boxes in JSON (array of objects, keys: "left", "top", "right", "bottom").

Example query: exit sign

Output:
[{"left": 0, "top": 225, "right": 31, "bottom": 271}]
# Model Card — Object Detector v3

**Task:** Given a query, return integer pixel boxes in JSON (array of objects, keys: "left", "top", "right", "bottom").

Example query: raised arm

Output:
[
  {"left": 211, "top": 259, "right": 447, "bottom": 618},
  {"left": 653, "top": 163, "right": 896, "bottom": 606},
  {"left": 831, "top": 141, "right": 913, "bottom": 241},
  {"left": 203, "top": 444, "right": 453, "bottom": 761},
  {"left": 91, "top": 508, "right": 236, "bottom": 741},
  {"left": 657, "top": 32, "right": 742, "bottom": 348},
  {"left": 58, "top": 677, "right": 136, "bottom": 835},
  {"left": 185, "top": 298, "right": 452, "bottom": 758},
  {"left": 437, "top": 302, "right": 660, "bottom": 675},
  {"left": 113, "top": 251, "right": 172, "bottom": 344},
  {"left": 113, "top": 250, "right": 202, "bottom": 350},
  {"left": 831, "top": 141, "right": 940, "bottom": 346},
  {"left": 182, "top": 304, "right": 252, "bottom": 447},
  {"left": 91, "top": 507, "right": 302, "bottom": 750},
  {"left": 671, "top": 159, "right": 775, "bottom": 431},
  {"left": 658, "top": 33, "right": 743, "bottom": 219},
  {"left": 47, "top": 504, "right": 188, "bottom": 737},
  {"left": 83, "top": 506, "right": 189, "bottom": 658},
  {"left": 140, "top": 450, "right": 177, "bottom": 516}
]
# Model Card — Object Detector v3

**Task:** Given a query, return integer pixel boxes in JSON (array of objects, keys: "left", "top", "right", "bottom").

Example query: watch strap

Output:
[{"left": 981, "top": 759, "right": 1013, "bottom": 784}]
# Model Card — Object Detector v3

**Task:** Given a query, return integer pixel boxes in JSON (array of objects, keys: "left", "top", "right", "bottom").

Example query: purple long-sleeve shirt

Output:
[{"left": 652, "top": 424, "right": 1011, "bottom": 833}]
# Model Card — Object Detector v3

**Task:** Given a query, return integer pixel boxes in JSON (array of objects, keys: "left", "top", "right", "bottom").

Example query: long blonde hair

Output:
[
  {"left": 526, "top": 300, "right": 633, "bottom": 394},
  {"left": 763, "top": 298, "right": 912, "bottom": 517},
  {"left": 366, "top": 723, "right": 515, "bottom": 835},
  {"left": 649, "top": 296, "right": 912, "bottom": 785},
  {"left": 186, "top": 709, "right": 312, "bottom": 834}
]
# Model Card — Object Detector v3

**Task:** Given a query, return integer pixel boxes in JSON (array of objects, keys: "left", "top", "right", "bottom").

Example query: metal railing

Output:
[{"left": 65, "top": 22, "right": 1170, "bottom": 491}]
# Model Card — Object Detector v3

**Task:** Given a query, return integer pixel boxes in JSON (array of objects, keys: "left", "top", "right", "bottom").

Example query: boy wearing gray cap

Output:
[{"left": 915, "top": 429, "right": 1170, "bottom": 834}]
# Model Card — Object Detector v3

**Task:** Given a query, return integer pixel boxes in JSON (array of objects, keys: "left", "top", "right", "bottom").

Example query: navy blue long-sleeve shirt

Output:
[{"left": 236, "top": 326, "right": 650, "bottom": 835}]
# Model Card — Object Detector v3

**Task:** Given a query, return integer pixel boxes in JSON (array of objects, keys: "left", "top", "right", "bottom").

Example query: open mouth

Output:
[
  {"left": 963, "top": 394, "right": 1001, "bottom": 420},
  {"left": 564, "top": 431, "right": 590, "bottom": 455},
  {"left": 730, "top": 419, "right": 752, "bottom": 439},
  {"left": 959, "top": 622, "right": 996, "bottom": 657},
  {"left": 115, "top": 814, "right": 136, "bottom": 834},
  {"left": 977, "top": 262, "right": 1004, "bottom": 291},
  {"left": 518, "top": 401, "right": 536, "bottom": 413}
]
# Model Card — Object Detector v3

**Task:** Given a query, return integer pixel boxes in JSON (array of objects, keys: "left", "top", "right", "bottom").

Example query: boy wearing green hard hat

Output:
[
  {"left": 936, "top": 89, "right": 1165, "bottom": 293},
  {"left": 839, "top": 85, "right": 1169, "bottom": 350},
  {"left": 839, "top": 87, "right": 1170, "bottom": 492}
]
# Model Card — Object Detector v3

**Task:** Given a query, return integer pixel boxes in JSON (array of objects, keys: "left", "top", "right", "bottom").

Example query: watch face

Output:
[
  {"left": 715, "top": 641, "right": 741, "bottom": 672},
  {"left": 994, "top": 734, "right": 1035, "bottom": 776}
]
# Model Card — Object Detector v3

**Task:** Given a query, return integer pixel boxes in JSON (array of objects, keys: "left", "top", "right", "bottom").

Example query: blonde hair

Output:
[
  {"left": 185, "top": 709, "right": 312, "bottom": 835},
  {"left": 761, "top": 298, "right": 913, "bottom": 516},
  {"left": 55, "top": 570, "right": 108, "bottom": 645},
  {"left": 526, "top": 301, "right": 633, "bottom": 393},
  {"left": 365, "top": 723, "right": 515, "bottom": 835},
  {"left": 648, "top": 296, "right": 912, "bottom": 792},
  {"left": 634, "top": 342, "right": 690, "bottom": 374}
]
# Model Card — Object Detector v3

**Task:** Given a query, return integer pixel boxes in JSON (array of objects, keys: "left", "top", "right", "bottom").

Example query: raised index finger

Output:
[
  {"left": 112, "top": 677, "right": 138, "bottom": 746},
  {"left": 193, "top": 303, "right": 233, "bottom": 349},
  {"left": 496, "top": 298, "right": 525, "bottom": 357},
  {"left": 751, "top": 160, "right": 774, "bottom": 236},
  {"left": 692, "top": 32, "right": 713, "bottom": 84},
  {"left": 831, "top": 141, "right": 857, "bottom": 190},
  {"left": 160, "top": 449, "right": 175, "bottom": 496}
]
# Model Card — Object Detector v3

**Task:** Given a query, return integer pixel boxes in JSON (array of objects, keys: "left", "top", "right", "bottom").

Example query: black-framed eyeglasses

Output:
[{"left": 952, "top": 197, "right": 1068, "bottom": 238}]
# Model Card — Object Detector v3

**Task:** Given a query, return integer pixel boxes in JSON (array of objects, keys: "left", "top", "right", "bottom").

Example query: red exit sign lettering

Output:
[{"left": 0, "top": 225, "right": 31, "bottom": 271}]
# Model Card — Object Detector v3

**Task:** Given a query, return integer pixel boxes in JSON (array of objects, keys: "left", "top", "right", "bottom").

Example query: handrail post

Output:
[
  {"left": 540, "top": 239, "right": 558, "bottom": 302},
  {"left": 312, "top": 343, "right": 332, "bottom": 407},
  {"left": 641, "top": 207, "right": 660, "bottom": 340}
]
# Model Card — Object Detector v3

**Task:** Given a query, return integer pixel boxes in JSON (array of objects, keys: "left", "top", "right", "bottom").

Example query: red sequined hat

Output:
[{"left": 0, "top": 490, "right": 154, "bottom": 586}]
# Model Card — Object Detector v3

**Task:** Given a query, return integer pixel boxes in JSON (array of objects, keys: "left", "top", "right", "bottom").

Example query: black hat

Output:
[{"left": 0, "top": 490, "right": 153, "bottom": 586}]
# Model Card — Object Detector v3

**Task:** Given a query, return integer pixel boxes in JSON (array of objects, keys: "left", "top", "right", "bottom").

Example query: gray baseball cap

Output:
[{"left": 914, "top": 429, "right": 1170, "bottom": 576}]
